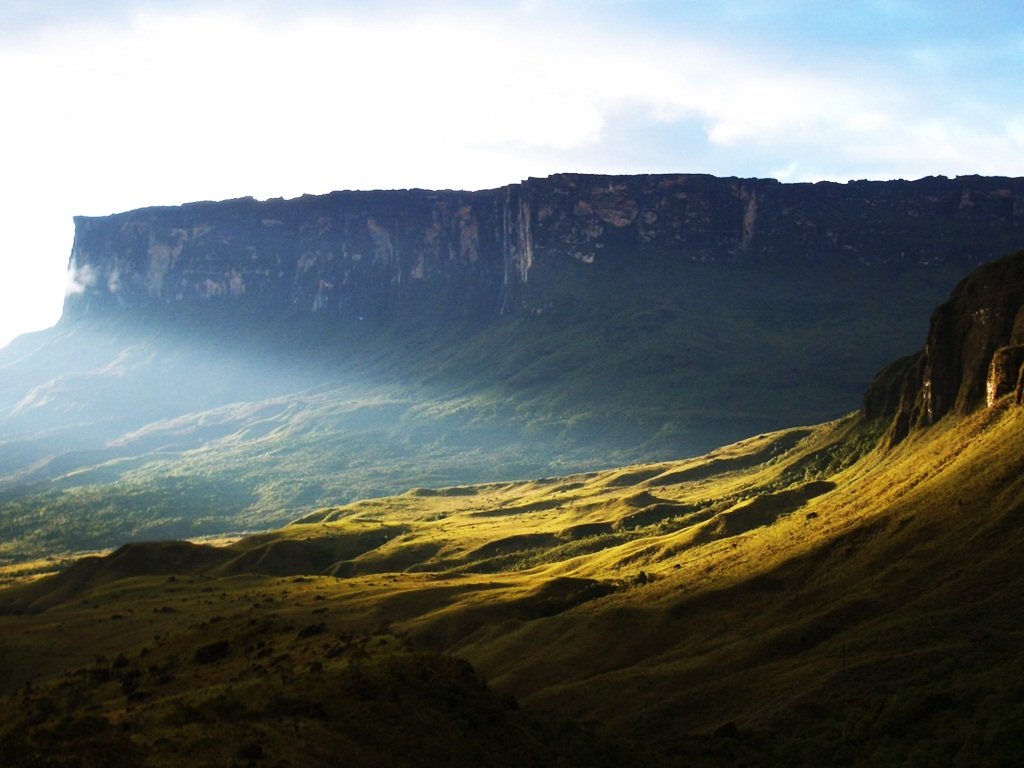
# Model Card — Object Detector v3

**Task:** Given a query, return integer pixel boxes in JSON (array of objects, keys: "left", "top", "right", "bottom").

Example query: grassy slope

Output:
[
  {"left": 458, "top": 403, "right": 1024, "bottom": 762},
  {"left": 1, "top": 394, "right": 1021, "bottom": 764},
  {"left": 0, "top": 260, "right": 963, "bottom": 563}
]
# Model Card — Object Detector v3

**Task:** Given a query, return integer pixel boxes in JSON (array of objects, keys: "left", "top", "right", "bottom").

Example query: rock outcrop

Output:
[
  {"left": 865, "top": 250, "right": 1024, "bottom": 443},
  {"left": 63, "top": 173, "right": 1024, "bottom": 324},
  {"left": 988, "top": 345, "right": 1024, "bottom": 406}
]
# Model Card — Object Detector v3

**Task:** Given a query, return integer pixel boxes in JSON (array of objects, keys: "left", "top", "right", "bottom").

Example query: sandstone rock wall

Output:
[{"left": 63, "top": 173, "right": 1024, "bottom": 323}]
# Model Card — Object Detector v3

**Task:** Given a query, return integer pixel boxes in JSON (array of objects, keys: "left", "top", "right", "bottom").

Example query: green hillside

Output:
[{"left": 1, "top": 386, "right": 1021, "bottom": 764}]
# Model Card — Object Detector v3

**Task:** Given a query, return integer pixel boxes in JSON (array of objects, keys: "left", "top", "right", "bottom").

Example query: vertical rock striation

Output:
[{"left": 63, "top": 173, "right": 1024, "bottom": 324}]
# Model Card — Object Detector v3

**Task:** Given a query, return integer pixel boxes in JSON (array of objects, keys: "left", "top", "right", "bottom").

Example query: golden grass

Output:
[{"left": 1, "top": 403, "right": 1022, "bottom": 764}]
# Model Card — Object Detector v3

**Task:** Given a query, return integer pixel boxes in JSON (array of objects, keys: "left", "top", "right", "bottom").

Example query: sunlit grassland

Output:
[
  {"left": 2, "top": 395, "right": 1022, "bottom": 763},
  {"left": 455, "top": 401, "right": 1024, "bottom": 763}
]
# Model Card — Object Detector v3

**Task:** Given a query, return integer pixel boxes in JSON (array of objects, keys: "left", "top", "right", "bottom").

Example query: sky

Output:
[{"left": 2, "top": 0, "right": 1024, "bottom": 348}]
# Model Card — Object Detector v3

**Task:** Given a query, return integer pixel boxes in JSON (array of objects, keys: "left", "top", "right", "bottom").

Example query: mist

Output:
[
  {"left": 0, "top": 311, "right": 641, "bottom": 560},
  {"left": 0, "top": 248, "right": 975, "bottom": 564}
]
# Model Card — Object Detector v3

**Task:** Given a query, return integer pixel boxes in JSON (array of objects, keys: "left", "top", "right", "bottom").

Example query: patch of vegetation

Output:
[{"left": 0, "top": 582, "right": 655, "bottom": 767}]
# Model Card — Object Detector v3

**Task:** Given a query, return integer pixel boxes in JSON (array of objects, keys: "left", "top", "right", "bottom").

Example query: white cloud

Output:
[
  {"left": 65, "top": 261, "right": 97, "bottom": 296},
  {"left": 2, "top": 3, "right": 1024, "bottom": 346}
]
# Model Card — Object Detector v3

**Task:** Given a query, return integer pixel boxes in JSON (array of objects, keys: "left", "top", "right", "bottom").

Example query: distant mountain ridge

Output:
[{"left": 66, "top": 173, "right": 1024, "bottom": 323}]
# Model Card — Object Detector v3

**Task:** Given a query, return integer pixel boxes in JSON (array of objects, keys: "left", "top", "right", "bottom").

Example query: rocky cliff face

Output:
[
  {"left": 865, "top": 250, "right": 1024, "bottom": 443},
  {"left": 64, "top": 173, "right": 1024, "bottom": 323}
]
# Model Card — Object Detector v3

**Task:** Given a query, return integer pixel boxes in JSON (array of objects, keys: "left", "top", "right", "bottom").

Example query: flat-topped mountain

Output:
[
  {"left": 4, "top": 174, "right": 1024, "bottom": 561},
  {"left": 66, "top": 173, "right": 1024, "bottom": 322}
]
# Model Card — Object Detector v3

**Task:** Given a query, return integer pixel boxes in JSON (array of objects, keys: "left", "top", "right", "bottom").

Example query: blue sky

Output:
[{"left": 2, "top": 0, "right": 1024, "bottom": 347}]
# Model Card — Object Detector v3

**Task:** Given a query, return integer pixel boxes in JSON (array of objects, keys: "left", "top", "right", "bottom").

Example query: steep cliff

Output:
[
  {"left": 864, "top": 250, "right": 1024, "bottom": 443},
  {"left": 64, "top": 173, "right": 1024, "bottom": 324},
  {"left": 7, "top": 173, "right": 1024, "bottom": 560}
]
